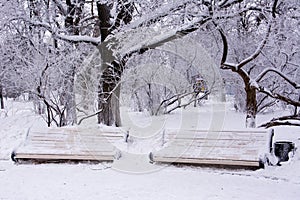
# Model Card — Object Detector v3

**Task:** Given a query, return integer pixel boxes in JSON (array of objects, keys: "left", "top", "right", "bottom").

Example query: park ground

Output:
[{"left": 0, "top": 98, "right": 300, "bottom": 200}]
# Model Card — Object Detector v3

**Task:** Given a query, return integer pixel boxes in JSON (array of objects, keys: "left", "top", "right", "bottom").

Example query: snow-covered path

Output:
[{"left": 0, "top": 161, "right": 299, "bottom": 200}]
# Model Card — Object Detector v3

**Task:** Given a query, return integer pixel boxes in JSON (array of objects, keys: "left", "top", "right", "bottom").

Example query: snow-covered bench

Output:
[
  {"left": 11, "top": 127, "right": 127, "bottom": 163},
  {"left": 149, "top": 129, "right": 274, "bottom": 169}
]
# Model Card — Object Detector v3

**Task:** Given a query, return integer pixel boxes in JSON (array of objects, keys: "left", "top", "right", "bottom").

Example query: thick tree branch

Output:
[
  {"left": 259, "top": 88, "right": 300, "bottom": 107},
  {"left": 125, "top": 0, "right": 196, "bottom": 30},
  {"left": 259, "top": 120, "right": 300, "bottom": 128},
  {"left": 237, "top": 24, "right": 271, "bottom": 69},
  {"left": 12, "top": 17, "right": 102, "bottom": 45},
  {"left": 272, "top": 0, "right": 279, "bottom": 18},
  {"left": 256, "top": 68, "right": 300, "bottom": 89},
  {"left": 52, "top": 0, "right": 68, "bottom": 16},
  {"left": 123, "top": 16, "right": 212, "bottom": 57},
  {"left": 259, "top": 114, "right": 300, "bottom": 128},
  {"left": 219, "top": 0, "right": 244, "bottom": 9},
  {"left": 218, "top": 28, "right": 228, "bottom": 66}
]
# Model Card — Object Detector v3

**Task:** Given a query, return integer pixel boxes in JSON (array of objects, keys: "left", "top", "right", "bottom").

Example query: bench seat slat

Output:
[
  {"left": 152, "top": 156, "right": 261, "bottom": 167},
  {"left": 14, "top": 153, "right": 115, "bottom": 161},
  {"left": 150, "top": 129, "right": 271, "bottom": 168},
  {"left": 13, "top": 128, "right": 126, "bottom": 163}
]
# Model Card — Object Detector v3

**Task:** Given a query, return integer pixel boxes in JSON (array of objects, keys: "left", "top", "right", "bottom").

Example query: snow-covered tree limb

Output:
[
  {"left": 259, "top": 120, "right": 300, "bottom": 128},
  {"left": 124, "top": 0, "right": 197, "bottom": 30},
  {"left": 52, "top": 0, "right": 68, "bottom": 16},
  {"left": 12, "top": 17, "right": 102, "bottom": 45},
  {"left": 259, "top": 115, "right": 300, "bottom": 128},
  {"left": 259, "top": 87, "right": 300, "bottom": 107},
  {"left": 256, "top": 68, "right": 300, "bottom": 89},
  {"left": 236, "top": 24, "right": 271, "bottom": 70},
  {"left": 218, "top": 0, "right": 244, "bottom": 8},
  {"left": 55, "top": 34, "right": 102, "bottom": 45}
]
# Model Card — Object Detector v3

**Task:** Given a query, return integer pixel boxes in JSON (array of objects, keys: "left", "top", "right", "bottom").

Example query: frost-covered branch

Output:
[
  {"left": 219, "top": 18, "right": 271, "bottom": 71},
  {"left": 12, "top": 17, "right": 102, "bottom": 45},
  {"left": 259, "top": 120, "right": 300, "bottom": 128},
  {"left": 165, "top": 91, "right": 210, "bottom": 114},
  {"left": 55, "top": 34, "right": 101, "bottom": 45},
  {"left": 77, "top": 109, "right": 103, "bottom": 125},
  {"left": 122, "top": 16, "right": 211, "bottom": 57},
  {"left": 256, "top": 68, "right": 300, "bottom": 89},
  {"left": 218, "top": 0, "right": 244, "bottom": 8},
  {"left": 259, "top": 88, "right": 300, "bottom": 107},
  {"left": 52, "top": 0, "right": 68, "bottom": 16},
  {"left": 125, "top": 0, "right": 196, "bottom": 30},
  {"left": 237, "top": 24, "right": 271, "bottom": 69},
  {"left": 259, "top": 115, "right": 300, "bottom": 128}
]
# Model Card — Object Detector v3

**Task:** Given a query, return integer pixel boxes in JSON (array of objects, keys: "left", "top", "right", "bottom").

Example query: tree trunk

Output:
[
  {"left": 96, "top": 2, "right": 127, "bottom": 126},
  {"left": 64, "top": 68, "right": 77, "bottom": 125},
  {"left": 0, "top": 84, "right": 4, "bottom": 109},
  {"left": 134, "top": 92, "right": 143, "bottom": 112},
  {"left": 236, "top": 69, "right": 258, "bottom": 128},
  {"left": 97, "top": 61, "right": 122, "bottom": 126},
  {"left": 245, "top": 85, "right": 257, "bottom": 128}
]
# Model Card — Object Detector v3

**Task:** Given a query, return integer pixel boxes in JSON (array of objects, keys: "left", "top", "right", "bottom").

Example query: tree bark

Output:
[
  {"left": 96, "top": 2, "right": 133, "bottom": 126},
  {"left": 58, "top": 0, "right": 85, "bottom": 125},
  {"left": 62, "top": 67, "right": 77, "bottom": 125},
  {"left": 237, "top": 69, "right": 257, "bottom": 128},
  {"left": 97, "top": 61, "right": 122, "bottom": 126},
  {"left": 245, "top": 85, "right": 257, "bottom": 128},
  {"left": 0, "top": 84, "right": 4, "bottom": 109}
]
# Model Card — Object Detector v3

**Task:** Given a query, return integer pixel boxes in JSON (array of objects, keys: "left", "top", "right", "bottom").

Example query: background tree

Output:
[
  {"left": 217, "top": 0, "right": 299, "bottom": 127},
  {"left": 1, "top": 0, "right": 298, "bottom": 128}
]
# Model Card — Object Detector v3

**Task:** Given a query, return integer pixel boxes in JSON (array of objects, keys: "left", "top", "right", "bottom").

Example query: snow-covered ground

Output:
[{"left": 0, "top": 98, "right": 300, "bottom": 200}]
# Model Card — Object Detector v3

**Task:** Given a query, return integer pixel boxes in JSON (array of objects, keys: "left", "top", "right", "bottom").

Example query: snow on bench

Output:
[
  {"left": 11, "top": 127, "right": 127, "bottom": 163},
  {"left": 149, "top": 129, "right": 274, "bottom": 168}
]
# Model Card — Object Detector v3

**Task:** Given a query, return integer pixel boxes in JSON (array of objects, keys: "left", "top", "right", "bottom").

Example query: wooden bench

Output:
[
  {"left": 149, "top": 129, "right": 274, "bottom": 169},
  {"left": 11, "top": 127, "right": 127, "bottom": 163}
]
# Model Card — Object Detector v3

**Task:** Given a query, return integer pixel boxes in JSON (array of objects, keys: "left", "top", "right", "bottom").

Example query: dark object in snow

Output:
[
  {"left": 11, "top": 151, "right": 17, "bottom": 162},
  {"left": 274, "top": 141, "right": 295, "bottom": 163}
]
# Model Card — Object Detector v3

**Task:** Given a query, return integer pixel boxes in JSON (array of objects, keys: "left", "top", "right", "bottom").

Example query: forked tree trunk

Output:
[{"left": 96, "top": 2, "right": 132, "bottom": 126}]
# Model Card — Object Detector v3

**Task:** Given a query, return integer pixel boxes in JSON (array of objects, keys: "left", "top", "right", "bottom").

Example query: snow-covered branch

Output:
[
  {"left": 259, "top": 87, "right": 300, "bottom": 107},
  {"left": 237, "top": 24, "right": 271, "bottom": 69},
  {"left": 259, "top": 115, "right": 300, "bottom": 128},
  {"left": 52, "top": 0, "right": 68, "bottom": 16},
  {"left": 121, "top": 16, "right": 211, "bottom": 57},
  {"left": 12, "top": 17, "right": 102, "bottom": 46},
  {"left": 11, "top": 17, "right": 52, "bottom": 31},
  {"left": 219, "top": 22, "right": 272, "bottom": 73},
  {"left": 125, "top": 0, "right": 195, "bottom": 30},
  {"left": 259, "top": 120, "right": 300, "bottom": 128},
  {"left": 55, "top": 34, "right": 101, "bottom": 46},
  {"left": 256, "top": 68, "right": 300, "bottom": 89},
  {"left": 218, "top": 0, "right": 244, "bottom": 8}
]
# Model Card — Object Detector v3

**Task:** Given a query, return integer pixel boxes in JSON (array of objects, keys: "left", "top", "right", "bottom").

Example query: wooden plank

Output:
[
  {"left": 152, "top": 156, "right": 260, "bottom": 167},
  {"left": 164, "top": 141, "right": 265, "bottom": 148},
  {"left": 150, "top": 129, "right": 269, "bottom": 168},
  {"left": 164, "top": 132, "right": 266, "bottom": 141},
  {"left": 14, "top": 153, "right": 115, "bottom": 161},
  {"left": 153, "top": 152, "right": 260, "bottom": 162},
  {"left": 33, "top": 131, "right": 125, "bottom": 138},
  {"left": 13, "top": 127, "right": 126, "bottom": 163},
  {"left": 166, "top": 129, "right": 266, "bottom": 134}
]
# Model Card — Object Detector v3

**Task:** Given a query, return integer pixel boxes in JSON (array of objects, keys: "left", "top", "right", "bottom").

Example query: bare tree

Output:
[
  {"left": 218, "top": 0, "right": 299, "bottom": 127},
  {"left": 5, "top": 0, "right": 298, "bottom": 129}
]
